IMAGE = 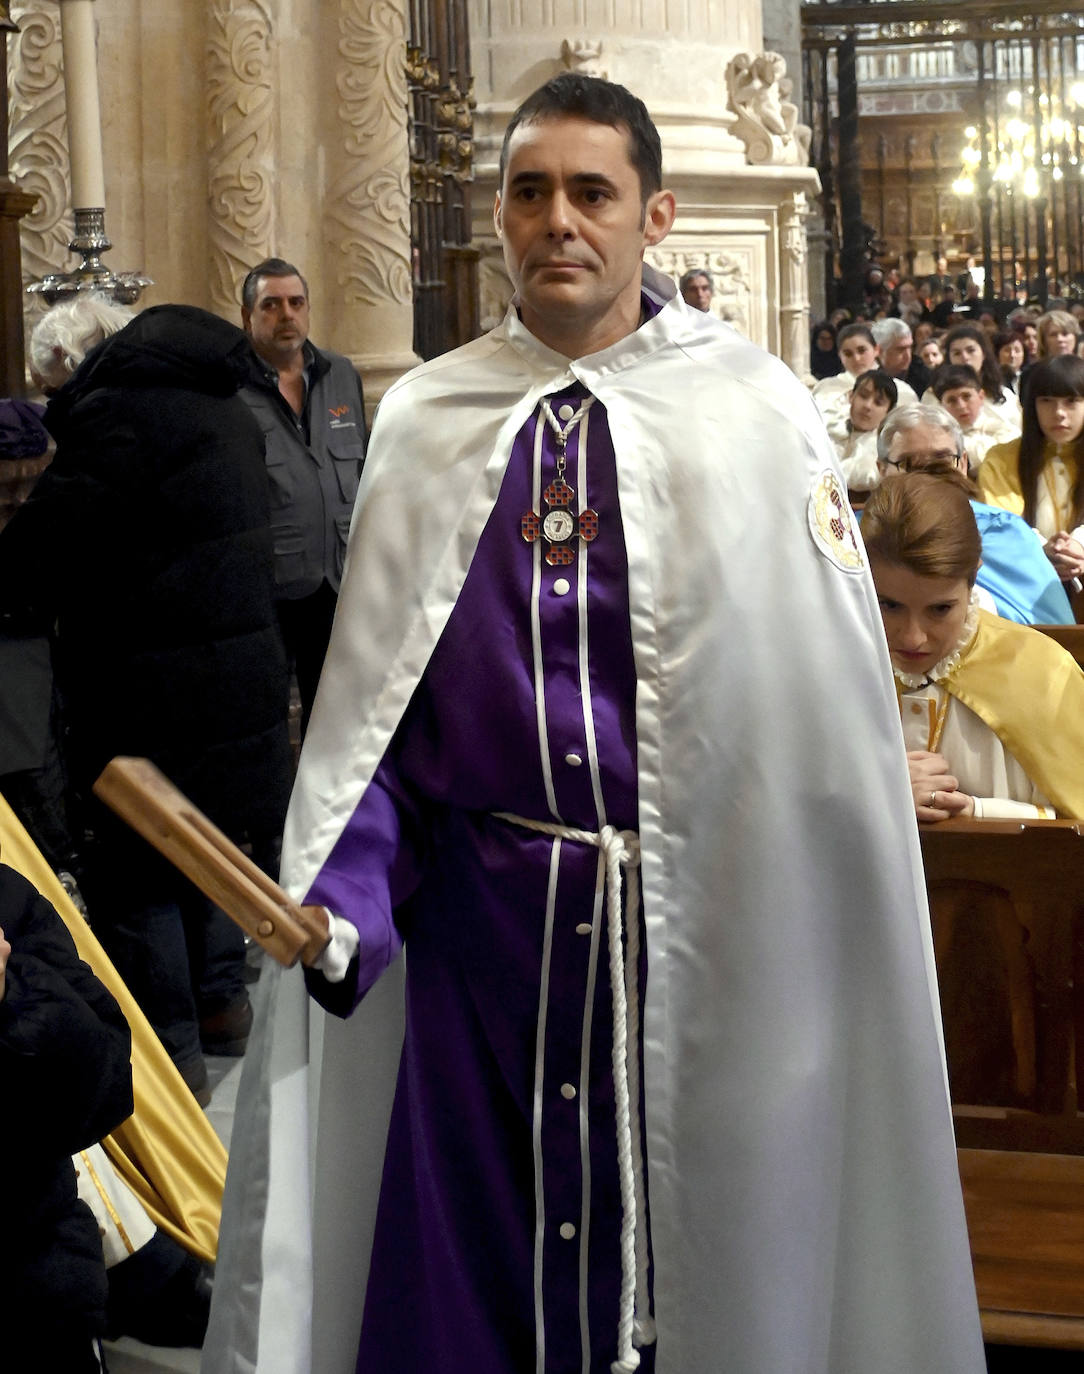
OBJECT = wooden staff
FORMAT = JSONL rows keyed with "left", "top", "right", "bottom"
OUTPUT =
{"left": 93, "top": 756, "right": 329, "bottom": 968}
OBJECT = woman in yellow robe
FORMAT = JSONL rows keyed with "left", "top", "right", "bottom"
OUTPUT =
{"left": 862, "top": 471, "right": 1084, "bottom": 824}
{"left": 979, "top": 354, "right": 1084, "bottom": 589}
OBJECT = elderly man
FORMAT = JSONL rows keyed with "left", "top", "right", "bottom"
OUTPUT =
{"left": 208, "top": 74, "right": 983, "bottom": 1374}
{"left": 876, "top": 402, "right": 1072, "bottom": 625}
{"left": 240, "top": 258, "right": 367, "bottom": 729}
{"left": 678, "top": 266, "right": 712, "bottom": 311}
{"left": 872, "top": 316, "right": 929, "bottom": 397}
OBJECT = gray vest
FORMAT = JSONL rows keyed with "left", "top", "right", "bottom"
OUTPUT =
{"left": 241, "top": 344, "right": 366, "bottom": 599}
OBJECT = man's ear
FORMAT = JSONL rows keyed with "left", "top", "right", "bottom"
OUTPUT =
{"left": 493, "top": 192, "right": 503, "bottom": 240}
{"left": 241, "top": 307, "right": 252, "bottom": 334}
{"left": 642, "top": 189, "right": 676, "bottom": 249}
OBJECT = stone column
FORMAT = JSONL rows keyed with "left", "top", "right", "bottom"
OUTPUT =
{"left": 318, "top": 0, "right": 418, "bottom": 403}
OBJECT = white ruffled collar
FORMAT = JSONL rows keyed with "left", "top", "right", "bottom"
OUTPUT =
{"left": 893, "top": 591, "right": 981, "bottom": 690}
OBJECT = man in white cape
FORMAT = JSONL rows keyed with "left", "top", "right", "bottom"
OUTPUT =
{"left": 205, "top": 73, "right": 984, "bottom": 1374}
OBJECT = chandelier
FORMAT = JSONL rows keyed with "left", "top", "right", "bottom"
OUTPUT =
{"left": 953, "top": 82, "right": 1084, "bottom": 200}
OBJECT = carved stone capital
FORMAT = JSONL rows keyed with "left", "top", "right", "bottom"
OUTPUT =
{"left": 724, "top": 51, "right": 812, "bottom": 169}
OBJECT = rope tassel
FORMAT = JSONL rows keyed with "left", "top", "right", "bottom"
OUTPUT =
{"left": 495, "top": 813, "right": 653, "bottom": 1374}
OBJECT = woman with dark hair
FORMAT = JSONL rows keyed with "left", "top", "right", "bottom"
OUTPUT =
{"left": 993, "top": 329, "right": 1025, "bottom": 391}
{"left": 810, "top": 320, "right": 843, "bottom": 379}
{"left": 978, "top": 354, "right": 1084, "bottom": 586}
{"left": 863, "top": 470, "right": 1084, "bottom": 822}
{"left": 941, "top": 323, "right": 1020, "bottom": 420}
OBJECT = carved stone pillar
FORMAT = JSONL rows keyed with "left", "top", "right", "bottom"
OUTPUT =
{"left": 320, "top": 0, "right": 418, "bottom": 402}
{"left": 779, "top": 189, "right": 811, "bottom": 377}
{"left": 9, "top": 4, "right": 72, "bottom": 293}
{"left": 205, "top": 0, "right": 275, "bottom": 319}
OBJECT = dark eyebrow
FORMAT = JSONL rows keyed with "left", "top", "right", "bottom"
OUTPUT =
{"left": 507, "top": 170, "right": 620, "bottom": 193}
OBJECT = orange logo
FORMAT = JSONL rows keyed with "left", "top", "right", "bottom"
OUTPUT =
{"left": 329, "top": 405, "right": 350, "bottom": 418}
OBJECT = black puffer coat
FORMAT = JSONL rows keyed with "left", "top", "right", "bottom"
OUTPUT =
{"left": 0, "top": 305, "right": 291, "bottom": 840}
{"left": 0, "top": 864, "right": 133, "bottom": 1351}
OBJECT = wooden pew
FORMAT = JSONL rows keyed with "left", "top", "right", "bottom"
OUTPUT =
{"left": 1033, "top": 623, "right": 1084, "bottom": 666}
{"left": 920, "top": 819, "right": 1084, "bottom": 1348}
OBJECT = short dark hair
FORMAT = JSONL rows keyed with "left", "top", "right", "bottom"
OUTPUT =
{"left": 933, "top": 364, "right": 982, "bottom": 399}
{"left": 852, "top": 368, "right": 898, "bottom": 409}
{"left": 241, "top": 258, "right": 309, "bottom": 311}
{"left": 837, "top": 322, "right": 876, "bottom": 350}
{"left": 498, "top": 73, "right": 662, "bottom": 200}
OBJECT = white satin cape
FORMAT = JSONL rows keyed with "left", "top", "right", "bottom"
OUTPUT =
{"left": 204, "top": 267, "right": 984, "bottom": 1373}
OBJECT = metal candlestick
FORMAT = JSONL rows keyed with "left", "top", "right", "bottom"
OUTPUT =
{"left": 26, "top": 206, "right": 152, "bottom": 306}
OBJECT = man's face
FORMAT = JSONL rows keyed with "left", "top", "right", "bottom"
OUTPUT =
{"left": 242, "top": 273, "right": 310, "bottom": 367}
{"left": 839, "top": 335, "right": 879, "bottom": 376}
{"left": 881, "top": 332, "right": 913, "bottom": 377}
{"left": 849, "top": 378, "right": 891, "bottom": 433}
{"left": 880, "top": 421, "right": 964, "bottom": 478}
{"left": 898, "top": 282, "right": 917, "bottom": 308}
{"left": 681, "top": 274, "right": 712, "bottom": 312}
{"left": 940, "top": 384, "right": 984, "bottom": 429}
{"left": 494, "top": 115, "right": 675, "bottom": 356}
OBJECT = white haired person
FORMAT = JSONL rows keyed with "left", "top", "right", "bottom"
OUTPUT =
{"left": 875, "top": 403, "right": 1072, "bottom": 625}
{"left": 28, "top": 294, "right": 134, "bottom": 393}
{"left": 872, "top": 316, "right": 928, "bottom": 398}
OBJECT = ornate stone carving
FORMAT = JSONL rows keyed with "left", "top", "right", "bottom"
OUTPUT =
{"left": 330, "top": 0, "right": 412, "bottom": 308}
{"left": 9, "top": 5, "right": 72, "bottom": 283}
{"left": 206, "top": 0, "right": 275, "bottom": 317}
{"left": 778, "top": 191, "right": 812, "bottom": 377}
{"left": 560, "top": 38, "right": 607, "bottom": 80}
{"left": 724, "top": 52, "right": 811, "bottom": 168}
{"left": 647, "top": 247, "right": 752, "bottom": 335}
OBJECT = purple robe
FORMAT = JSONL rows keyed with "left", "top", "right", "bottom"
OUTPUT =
{"left": 304, "top": 378, "right": 652, "bottom": 1374}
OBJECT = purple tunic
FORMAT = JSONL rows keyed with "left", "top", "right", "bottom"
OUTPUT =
{"left": 304, "top": 374, "right": 655, "bottom": 1373}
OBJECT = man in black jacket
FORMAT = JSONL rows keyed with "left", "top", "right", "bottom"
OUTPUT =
{"left": 240, "top": 258, "right": 367, "bottom": 729}
{"left": 0, "top": 302, "right": 293, "bottom": 1097}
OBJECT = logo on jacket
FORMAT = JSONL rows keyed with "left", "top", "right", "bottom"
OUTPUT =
{"left": 328, "top": 404, "right": 357, "bottom": 431}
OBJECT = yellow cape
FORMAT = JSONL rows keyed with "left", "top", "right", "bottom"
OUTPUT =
{"left": 0, "top": 793, "right": 225, "bottom": 1261}
{"left": 976, "top": 438, "right": 1024, "bottom": 516}
{"left": 944, "top": 609, "right": 1084, "bottom": 819}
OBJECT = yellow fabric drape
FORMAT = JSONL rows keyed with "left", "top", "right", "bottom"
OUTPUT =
{"left": 945, "top": 609, "right": 1084, "bottom": 820}
{"left": 0, "top": 793, "right": 225, "bottom": 1262}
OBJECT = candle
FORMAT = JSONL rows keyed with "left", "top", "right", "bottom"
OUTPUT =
{"left": 59, "top": 0, "right": 106, "bottom": 208}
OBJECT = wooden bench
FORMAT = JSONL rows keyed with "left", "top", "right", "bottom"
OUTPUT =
{"left": 1033, "top": 623, "right": 1084, "bottom": 665}
{"left": 920, "top": 819, "right": 1084, "bottom": 1348}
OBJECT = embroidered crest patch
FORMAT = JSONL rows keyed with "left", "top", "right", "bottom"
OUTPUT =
{"left": 808, "top": 470, "right": 864, "bottom": 573}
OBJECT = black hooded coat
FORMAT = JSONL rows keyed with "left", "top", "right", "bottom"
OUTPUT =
{"left": 0, "top": 304, "right": 291, "bottom": 841}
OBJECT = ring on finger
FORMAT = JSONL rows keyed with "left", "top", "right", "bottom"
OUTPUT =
{"left": 929, "top": 791, "right": 937, "bottom": 807}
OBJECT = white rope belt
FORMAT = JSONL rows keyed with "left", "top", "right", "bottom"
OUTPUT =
{"left": 495, "top": 812, "right": 656, "bottom": 1374}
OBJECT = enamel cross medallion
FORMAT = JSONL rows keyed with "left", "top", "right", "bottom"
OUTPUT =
{"left": 521, "top": 477, "right": 599, "bottom": 566}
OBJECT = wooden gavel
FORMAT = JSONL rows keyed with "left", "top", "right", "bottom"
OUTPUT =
{"left": 93, "top": 756, "right": 329, "bottom": 968}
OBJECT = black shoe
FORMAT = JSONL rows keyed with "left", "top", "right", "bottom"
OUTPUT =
{"left": 199, "top": 993, "right": 253, "bottom": 1057}
{"left": 175, "top": 1053, "right": 211, "bottom": 1107}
